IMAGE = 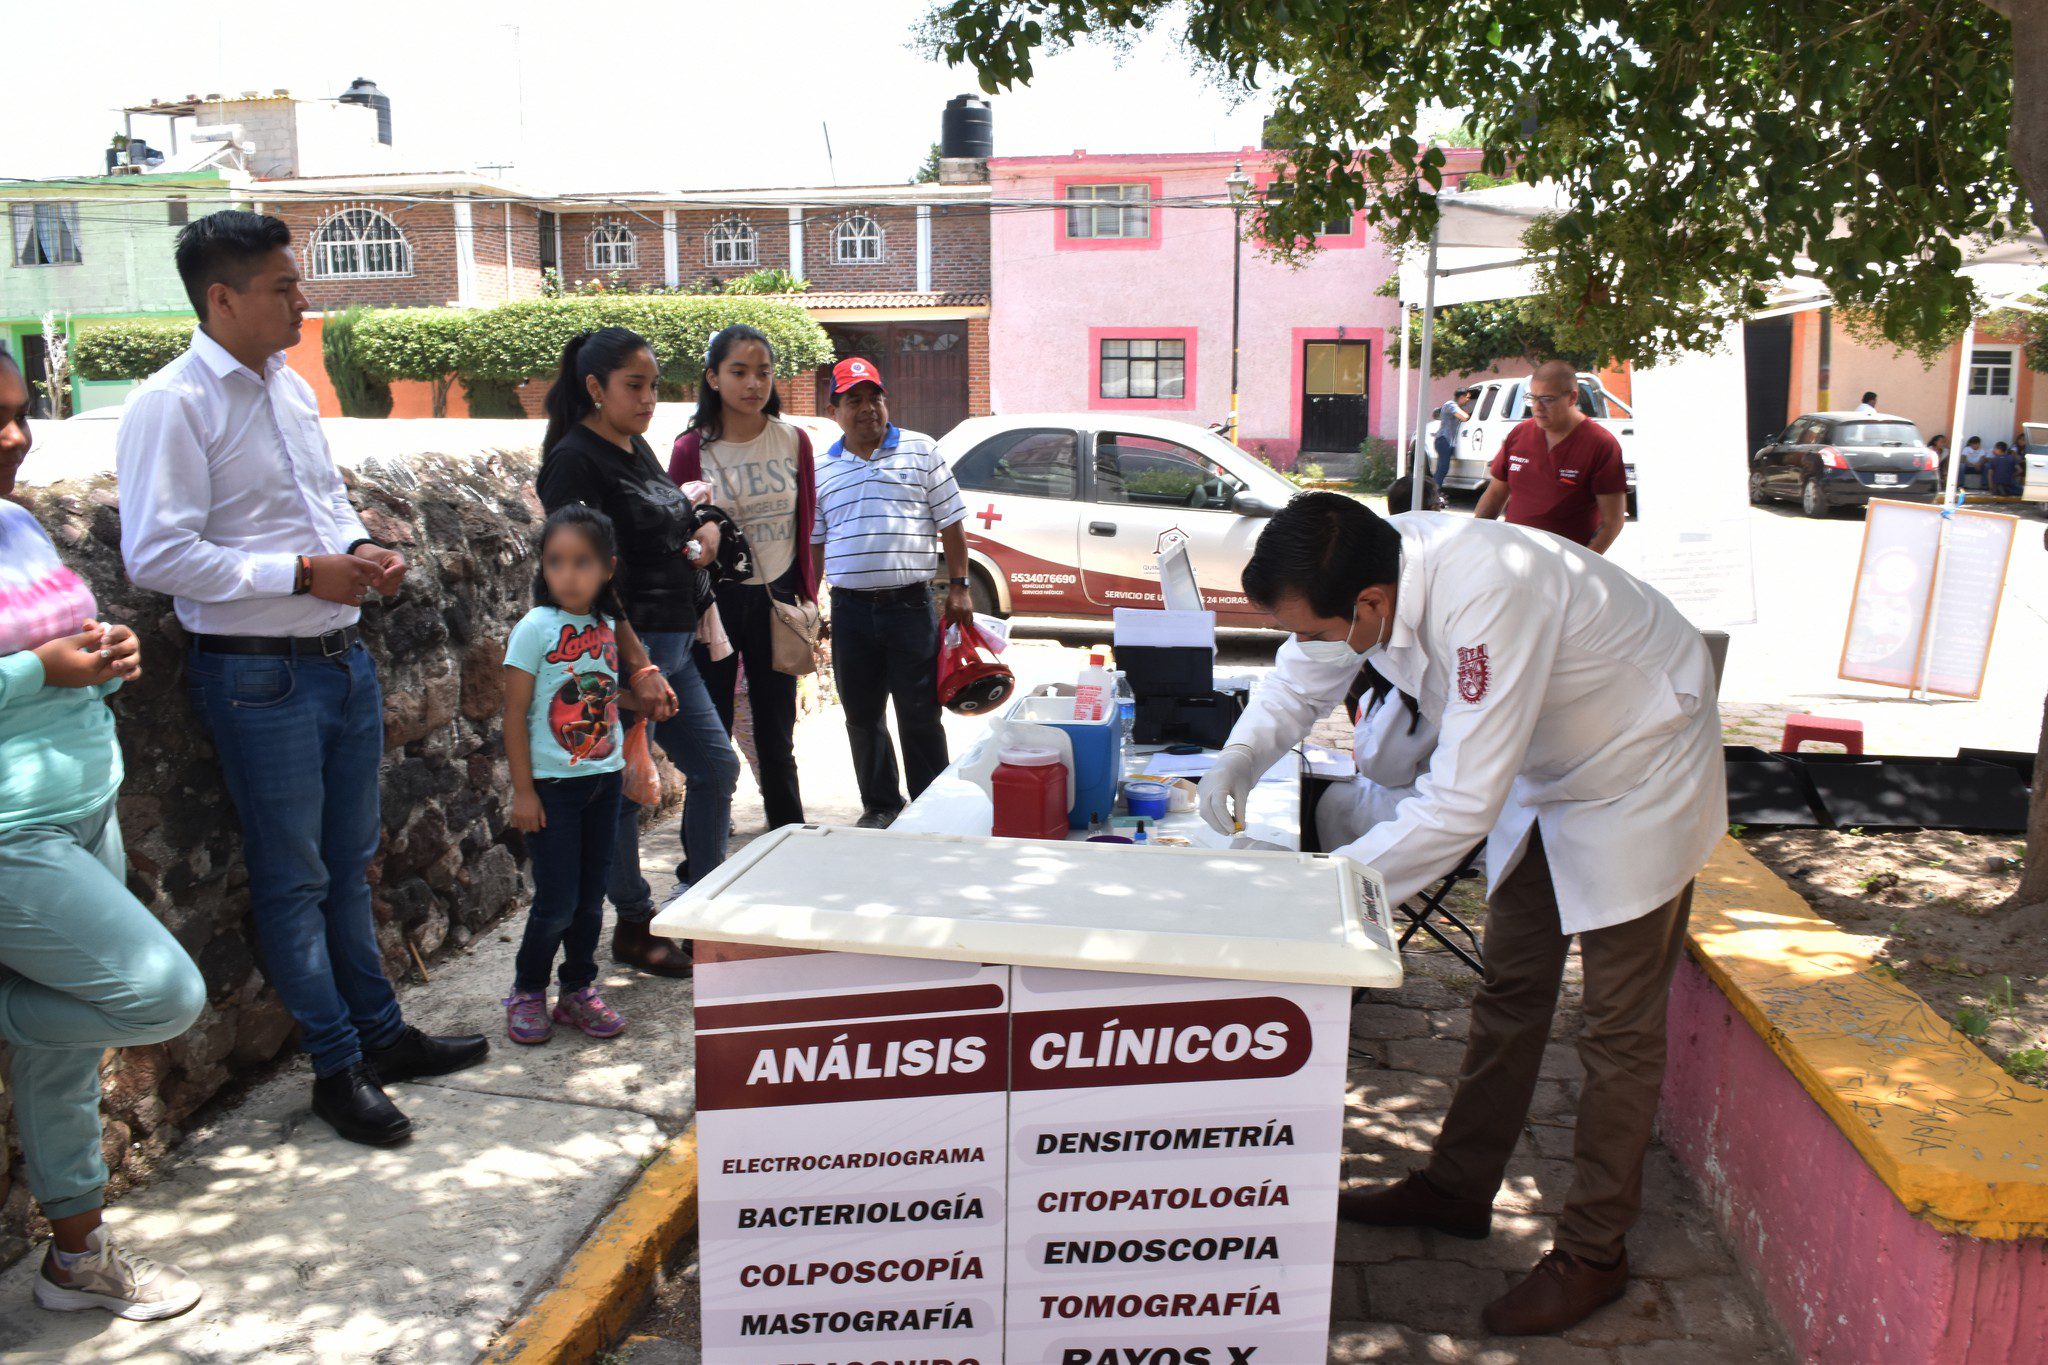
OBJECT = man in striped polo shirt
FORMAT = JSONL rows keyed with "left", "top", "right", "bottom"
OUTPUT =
{"left": 812, "top": 357, "right": 972, "bottom": 826}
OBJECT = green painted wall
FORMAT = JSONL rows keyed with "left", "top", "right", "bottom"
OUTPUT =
{"left": 2, "top": 172, "right": 234, "bottom": 319}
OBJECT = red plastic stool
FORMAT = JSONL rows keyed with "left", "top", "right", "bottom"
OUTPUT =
{"left": 1779, "top": 713, "right": 1864, "bottom": 755}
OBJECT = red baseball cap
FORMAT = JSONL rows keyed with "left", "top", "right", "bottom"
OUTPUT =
{"left": 828, "top": 356, "right": 886, "bottom": 396}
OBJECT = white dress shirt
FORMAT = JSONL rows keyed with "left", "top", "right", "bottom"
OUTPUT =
{"left": 1227, "top": 513, "right": 1725, "bottom": 934}
{"left": 116, "top": 331, "right": 368, "bottom": 637}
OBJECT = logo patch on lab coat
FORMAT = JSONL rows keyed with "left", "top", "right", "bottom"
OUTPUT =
{"left": 1457, "top": 644, "right": 1491, "bottom": 703}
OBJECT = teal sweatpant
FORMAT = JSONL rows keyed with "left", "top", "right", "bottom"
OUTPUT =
{"left": 0, "top": 798, "right": 205, "bottom": 1220}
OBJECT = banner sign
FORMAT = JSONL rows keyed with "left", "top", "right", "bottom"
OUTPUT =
{"left": 1840, "top": 500, "right": 2018, "bottom": 698}
{"left": 695, "top": 951, "right": 1348, "bottom": 1365}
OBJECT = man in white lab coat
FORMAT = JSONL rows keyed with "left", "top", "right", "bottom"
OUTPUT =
{"left": 1200, "top": 493, "right": 1725, "bottom": 1336}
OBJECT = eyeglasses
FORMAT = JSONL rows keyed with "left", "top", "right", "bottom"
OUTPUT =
{"left": 1528, "top": 392, "right": 1572, "bottom": 408}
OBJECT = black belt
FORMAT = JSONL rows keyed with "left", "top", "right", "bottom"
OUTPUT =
{"left": 193, "top": 626, "right": 362, "bottom": 659}
{"left": 833, "top": 583, "right": 934, "bottom": 603}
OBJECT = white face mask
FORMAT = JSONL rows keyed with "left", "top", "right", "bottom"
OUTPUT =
{"left": 1296, "top": 600, "right": 1389, "bottom": 666}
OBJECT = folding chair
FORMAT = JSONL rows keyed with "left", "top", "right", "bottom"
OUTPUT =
{"left": 1395, "top": 844, "right": 1486, "bottom": 973}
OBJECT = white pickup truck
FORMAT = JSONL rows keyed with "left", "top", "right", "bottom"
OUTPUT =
{"left": 1422, "top": 371, "right": 1638, "bottom": 496}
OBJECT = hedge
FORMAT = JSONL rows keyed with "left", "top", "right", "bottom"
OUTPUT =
{"left": 354, "top": 308, "right": 468, "bottom": 416}
{"left": 450, "top": 296, "right": 833, "bottom": 387}
{"left": 71, "top": 319, "right": 192, "bottom": 382}
{"left": 322, "top": 306, "right": 393, "bottom": 418}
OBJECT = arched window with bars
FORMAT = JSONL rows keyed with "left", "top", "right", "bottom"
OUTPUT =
{"left": 833, "top": 213, "right": 883, "bottom": 264}
{"left": 307, "top": 205, "right": 413, "bottom": 279}
{"left": 588, "top": 219, "right": 638, "bottom": 270}
{"left": 707, "top": 217, "right": 758, "bottom": 267}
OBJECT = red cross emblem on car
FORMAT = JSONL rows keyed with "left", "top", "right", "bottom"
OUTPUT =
{"left": 977, "top": 503, "right": 1003, "bottom": 530}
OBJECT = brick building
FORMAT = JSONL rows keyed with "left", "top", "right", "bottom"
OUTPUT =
{"left": 70, "top": 83, "right": 1000, "bottom": 426}
{"left": 539, "top": 184, "right": 992, "bottom": 432}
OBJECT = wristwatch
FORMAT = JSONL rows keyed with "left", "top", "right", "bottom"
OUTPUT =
{"left": 346, "top": 537, "right": 385, "bottom": 556}
{"left": 948, "top": 576, "right": 970, "bottom": 588}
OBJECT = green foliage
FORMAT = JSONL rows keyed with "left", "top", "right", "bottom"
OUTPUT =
{"left": 1354, "top": 437, "right": 1396, "bottom": 493}
{"left": 353, "top": 308, "right": 469, "bottom": 417}
{"left": 461, "top": 377, "right": 526, "bottom": 419}
{"left": 452, "top": 296, "right": 832, "bottom": 390}
{"left": 1428, "top": 298, "right": 1602, "bottom": 378}
{"left": 1954, "top": 1005, "right": 1992, "bottom": 1039}
{"left": 1297, "top": 461, "right": 1326, "bottom": 484}
{"left": 722, "top": 268, "right": 809, "bottom": 296}
{"left": 71, "top": 319, "right": 191, "bottom": 381}
{"left": 2003, "top": 1047, "right": 2048, "bottom": 1081}
{"left": 927, "top": 1, "right": 2028, "bottom": 365}
{"left": 912, "top": 142, "right": 943, "bottom": 184}
{"left": 322, "top": 307, "right": 392, "bottom": 419}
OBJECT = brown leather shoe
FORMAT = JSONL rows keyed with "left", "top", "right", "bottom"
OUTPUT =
{"left": 611, "top": 919, "right": 693, "bottom": 978}
{"left": 1336, "top": 1170, "right": 1492, "bottom": 1239}
{"left": 1482, "top": 1248, "right": 1630, "bottom": 1335}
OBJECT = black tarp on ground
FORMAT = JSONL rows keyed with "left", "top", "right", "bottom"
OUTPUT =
{"left": 1724, "top": 747, "right": 2031, "bottom": 832}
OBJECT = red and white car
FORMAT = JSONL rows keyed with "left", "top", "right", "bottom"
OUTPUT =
{"left": 936, "top": 414, "right": 1302, "bottom": 625}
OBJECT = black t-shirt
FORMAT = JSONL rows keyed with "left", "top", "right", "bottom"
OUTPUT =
{"left": 536, "top": 424, "right": 702, "bottom": 634}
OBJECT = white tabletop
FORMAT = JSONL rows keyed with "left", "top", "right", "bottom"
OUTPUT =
{"left": 652, "top": 824, "right": 1403, "bottom": 988}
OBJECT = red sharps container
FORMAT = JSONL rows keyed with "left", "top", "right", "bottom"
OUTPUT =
{"left": 991, "top": 745, "right": 1069, "bottom": 841}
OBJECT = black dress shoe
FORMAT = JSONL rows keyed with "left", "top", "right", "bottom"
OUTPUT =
{"left": 311, "top": 1063, "right": 412, "bottom": 1147}
{"left": 612, "top": 918, "right": 694, "bottom": 978}
{"left": 363, "top": 1025, "right": 490, "bottom": 1084}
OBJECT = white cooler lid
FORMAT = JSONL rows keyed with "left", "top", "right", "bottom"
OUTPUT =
{"left": 650, "top": 825, "right": 1403, "bottom": 988}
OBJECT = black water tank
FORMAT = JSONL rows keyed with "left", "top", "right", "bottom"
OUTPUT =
{"left": 340, "top": 77, "right": 393, "bottom": 146}
{"left": 941, "top": 94, "right": 993, "bottom": 159}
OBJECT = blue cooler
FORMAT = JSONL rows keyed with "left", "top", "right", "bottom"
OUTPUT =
{"left": 1017, "top": 696, "right": 1124, "bottom": 829}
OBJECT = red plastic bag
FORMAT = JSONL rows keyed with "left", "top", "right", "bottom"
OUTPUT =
{"left": 937, "top": 619, "right": 1016, "bottom": 715}
{"left": 622, "top": 720, "right": 661, "bottom": 807}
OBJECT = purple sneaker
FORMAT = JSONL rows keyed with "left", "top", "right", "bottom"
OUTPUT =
{"left": 552, "top": 986, "right": 627, "bottom": 1038}
{"left": 504, "top": 990, "right": 552, "bottom": 1045}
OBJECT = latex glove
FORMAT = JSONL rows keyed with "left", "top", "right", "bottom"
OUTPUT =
{"left": 1196, "top": 744, "right": 1261, "bottom": 837}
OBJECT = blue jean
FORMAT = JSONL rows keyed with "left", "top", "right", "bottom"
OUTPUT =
{"left": 516, "top": 771, "right": 622, "bottom": 993}
{"left": 610, "top": 629, "right": 738, "bottom": 920}
{"left": 0, "top": 797, "right": 206, "bottom": 1220}
{"left": 185, "top": 642, "right": 404, "bottom": 1078}
{"left": 1433, "top": 432, "right": 1456, "bottom": 487}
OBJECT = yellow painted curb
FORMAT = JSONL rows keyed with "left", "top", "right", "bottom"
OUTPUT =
{"left": 1692, "top": 838, "right": 2048, "bottom": 1239}
{"left": 481, "top": 1126, "right": 699, "bottom": 1365}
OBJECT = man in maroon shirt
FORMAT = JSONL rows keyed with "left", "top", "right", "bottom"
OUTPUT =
{"left": 1476, "top": 360, "right": 1628, "bottom": 553}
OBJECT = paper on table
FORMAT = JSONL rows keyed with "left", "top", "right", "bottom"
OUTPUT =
{"left": 1112, "top": 607, "right": 1217, "bottom": 651}
{"left": 1143, "top": 751, "right": 1221, "bottom": 777}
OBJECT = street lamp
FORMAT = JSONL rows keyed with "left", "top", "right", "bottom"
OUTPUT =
{"left": 1224, "top": 159, "right": 1253, "bottom": 446}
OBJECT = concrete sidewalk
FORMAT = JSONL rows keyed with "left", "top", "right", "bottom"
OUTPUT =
{"left": 0, "top": 629, "right": 1100, "bottom": 1362}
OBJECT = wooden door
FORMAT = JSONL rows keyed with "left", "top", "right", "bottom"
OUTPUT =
{"left": 818, "top": 323, "right": 969, "bottom": 439}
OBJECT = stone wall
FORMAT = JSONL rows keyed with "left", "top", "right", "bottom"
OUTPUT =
{"left": 0, "top": 443, "right": 550, "bottom": 1245}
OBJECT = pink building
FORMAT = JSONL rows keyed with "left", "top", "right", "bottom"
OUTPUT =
{"left": 988, "top": 148, "right": 1485, "bottom": 469}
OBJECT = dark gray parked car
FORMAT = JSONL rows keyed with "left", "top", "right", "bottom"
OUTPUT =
{"left": 1748, "top": 412, "right": 1939, "bottom": 517}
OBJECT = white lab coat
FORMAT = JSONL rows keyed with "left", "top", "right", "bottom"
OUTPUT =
{"left": 1232, "top": 513, "right": 1725, "bottom": 934}
{"left": 1314, "top": 689, "right": 1439, "bottom": 850}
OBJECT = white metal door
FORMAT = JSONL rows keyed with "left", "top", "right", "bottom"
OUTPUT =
{"left": 1962, "top": 347, "right": 2018, "bottom": 450}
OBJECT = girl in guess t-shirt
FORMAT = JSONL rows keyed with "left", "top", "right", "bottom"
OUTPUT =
{"left": 670, "top": 324, "right": 822, "bottom": 834}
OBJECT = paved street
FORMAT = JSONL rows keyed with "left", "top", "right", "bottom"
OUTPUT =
{"left": 2, "top": 500, "right": 2036, "bottom": 1360}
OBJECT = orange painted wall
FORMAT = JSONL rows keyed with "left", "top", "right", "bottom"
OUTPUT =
{"left": 282, "top": 316, "right": 469, "bottom": 419}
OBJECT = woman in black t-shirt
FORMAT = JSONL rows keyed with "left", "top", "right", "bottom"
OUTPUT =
{"left": 535, "top": 327, "right": 738, "bottom": 977}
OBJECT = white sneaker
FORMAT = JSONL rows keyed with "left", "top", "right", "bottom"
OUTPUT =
{"left": 33, "top": 1226, "right": 202, "bottom": 1321}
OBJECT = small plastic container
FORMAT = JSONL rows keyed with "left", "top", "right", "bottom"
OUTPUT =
{"left": 1124, "top": 779, "right": 1171, "bottom": 821}
{"left": 992, "top": 746, "right": 1070, "bottom": 841}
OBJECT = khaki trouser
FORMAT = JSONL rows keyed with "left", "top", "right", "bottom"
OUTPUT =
{"left": 1422, "top": 828, "right": 1694, "bottom": 1262}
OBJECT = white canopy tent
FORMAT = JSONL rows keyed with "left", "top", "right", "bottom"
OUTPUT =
{"left": 1388, "top": 183, "right": 2048, "bottom": 631}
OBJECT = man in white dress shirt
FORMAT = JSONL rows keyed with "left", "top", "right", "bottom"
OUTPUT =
{"left": 1200, "top": 493, "right": 1724, "bottom": 1336}
{"left": 116, "top": 212, "right": 486, "bottom": 1148}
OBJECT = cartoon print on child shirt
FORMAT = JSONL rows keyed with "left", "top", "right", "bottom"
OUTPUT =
{"left": 542, "top": 622, "right": 620, "bottom": 765}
